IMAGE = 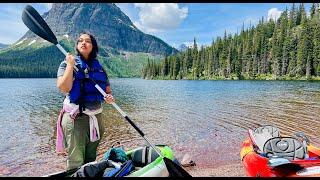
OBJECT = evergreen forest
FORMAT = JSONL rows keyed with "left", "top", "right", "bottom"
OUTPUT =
{"left": 142, "top": 4, "right": 320, "bottom": 80}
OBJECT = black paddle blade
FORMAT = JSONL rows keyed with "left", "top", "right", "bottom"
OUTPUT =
{"left": 22, "top": 5, "right": 58, "bottom": 45}
{"left": 164, "top": 157, "right": 192, "bottom": 177}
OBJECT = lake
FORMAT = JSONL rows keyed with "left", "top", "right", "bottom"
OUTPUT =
{"left": 0, "top": 78, "right": 319, "bottom": 176}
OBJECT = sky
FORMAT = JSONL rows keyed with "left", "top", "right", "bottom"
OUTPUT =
{"left": 0, "top": 3, "right": 312, "bottom": 49}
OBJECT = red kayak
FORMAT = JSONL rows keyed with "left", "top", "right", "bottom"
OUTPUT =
{"left": 240, "top": 125, "right": 320, "bottom": 177}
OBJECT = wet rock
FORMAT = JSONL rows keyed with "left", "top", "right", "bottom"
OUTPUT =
{"left": 181, "top": 153, "right": 196, "bottom": 167}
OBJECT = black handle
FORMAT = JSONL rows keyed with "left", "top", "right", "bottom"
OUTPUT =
{"left": 125, "top": 116, "right": 145, "bottom": 137}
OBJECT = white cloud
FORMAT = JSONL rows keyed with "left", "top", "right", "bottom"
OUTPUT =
{"left": 133, "top": 3, "right": 188, "bottom": 33}
{"left": 267, "top": 8, "right": 282, "bottom": 21}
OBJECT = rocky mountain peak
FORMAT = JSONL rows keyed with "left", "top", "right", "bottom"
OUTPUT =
{"left": 21, "top": 3, "right": 177, "bottom": 55}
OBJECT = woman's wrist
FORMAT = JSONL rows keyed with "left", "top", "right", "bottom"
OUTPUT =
{"left": 65, "top": 63, "right": 75, "bottom": 73}
{"left": 66, "top": 62, "right": 75, "bottom": 67}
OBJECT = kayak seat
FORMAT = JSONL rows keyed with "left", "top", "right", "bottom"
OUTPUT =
{"left": 131, "top": 146, "right": 159, "bottom": 167}
{"left": 249, "top": 125, "right": 280, "bottom": 152}
{"left": 263, "top": 137, "right": 306, "bottom": 160}
{"left": 254, "top": 125, "right": 280, "bottom": 138}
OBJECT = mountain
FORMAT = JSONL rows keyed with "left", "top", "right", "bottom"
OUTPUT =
{"left": 178, "top": 43, "right": 188, "bottom": 52}
{"left": 20, "top": 3, "right": 177, "bottom": 55}
{"left": 0, "top": 43, "right": 8, "bottom": 49}
{"left": 0, "top": 3, "right": 177, "bottom": 78}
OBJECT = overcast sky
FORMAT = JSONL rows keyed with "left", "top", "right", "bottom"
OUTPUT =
{"left": 0, "top": 3, "right": 312, "bottom": 48}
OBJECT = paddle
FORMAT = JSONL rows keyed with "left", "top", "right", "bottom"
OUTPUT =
{"left": 21, "top": 5, "right": 78, "bottom": 72}
{"left": 22, "top": 5, "right": 191, "bottom": 177}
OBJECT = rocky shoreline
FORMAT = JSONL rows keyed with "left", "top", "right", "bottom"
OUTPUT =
{"left": 185, "top": 163, "right": 246, "bottom": 177}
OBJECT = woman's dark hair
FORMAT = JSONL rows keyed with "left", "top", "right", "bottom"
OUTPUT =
{"left": 76, "top": 32, "right": 99, "bottom": 60}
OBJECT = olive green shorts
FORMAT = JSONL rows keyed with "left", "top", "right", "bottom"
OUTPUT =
{"left": 61, "top": 112, "right": 105, "bottom": 170}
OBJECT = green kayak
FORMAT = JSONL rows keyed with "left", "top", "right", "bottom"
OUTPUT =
{"left": 46, "top": 145, "right": 189, "bottom": 177}
{"left": 126, "top": 145, "right": 176, "bottom": 177}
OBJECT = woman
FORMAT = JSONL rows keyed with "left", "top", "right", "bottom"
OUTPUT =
{"left": 56, "top": 32, "right": 114, "bottom": 170}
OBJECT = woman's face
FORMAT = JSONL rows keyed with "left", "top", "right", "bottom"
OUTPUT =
{"left": 77, "top": 34, "right": 93, "bottom": 59}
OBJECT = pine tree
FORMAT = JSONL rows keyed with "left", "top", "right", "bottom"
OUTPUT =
{"left": 310, "top": 3, "right": 320, "bottom": 76}
{"left": 212, "top": 38, "right": 220, "bottom": 75}
{"left": 282, "top": 30, "right": 290, "bottom": 75}
{"left": 297, "top": 4, "right": 311, "bottom": 77}
{"left": 287, "top": 32, "right": 298, "bottom": 77}
{"left": 146, "top": 58, "right": 151, "bottom": 78}
{"left": 310, "top": 3, "right": 316, "bottom": 19}
{"left": 219, "top": 30, "right": 228, "bottom": 77}
{"left": 311, "top": 4, "right": 320, "bottom": 76}
{"left": 162, "top": 56, "right": 169, "bottom": 76}
{"left": 192, "top": 37, "right": 198, "bottom": 78}
{"left": 226, "top": 45, "right": 232, "bottom": 77}
{"left": 186, "top": 47, "right": 193, "bottom": 70}
{"left": 296, "top": 3, "right": 303, "bottom": 26}
{"left": 195, "top": 49, "right": 201, "bottom": 79}
{"left": 289, "top": 3, "right": 297, "bottom": 28}
{"left": 199, "top": 45, "right": 206, "bottom": 78}
{"left": 174, "top": 55, "right": 180, "bottom": 79}
{"left": 207, "top": 47, "right": 213, "bottom": 78}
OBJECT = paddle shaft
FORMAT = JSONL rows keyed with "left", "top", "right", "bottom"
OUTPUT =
{"left": 56, "top": 44, "right": 79, "bottom": 72}
{"left": 94, "top": 82, "right": 164, "bottom": 158}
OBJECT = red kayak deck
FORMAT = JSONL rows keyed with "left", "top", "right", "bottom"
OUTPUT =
{"left": 240, "top": 130, "right": 320, "bottom": 177}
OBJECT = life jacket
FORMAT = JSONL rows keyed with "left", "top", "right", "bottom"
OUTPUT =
{"left": 69, "top": 56, "right": 108, "bottom": 109}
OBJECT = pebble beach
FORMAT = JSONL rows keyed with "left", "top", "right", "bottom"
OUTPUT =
{"left": 185, "top": 163, "right": 246, "bottom": 177}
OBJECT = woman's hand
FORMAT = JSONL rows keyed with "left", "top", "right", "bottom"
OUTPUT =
{"left": 66, "top": 53, "right": 75, "bottom": 66}
{"left": 104, "top": 94, "right": 115, "bottom": 104}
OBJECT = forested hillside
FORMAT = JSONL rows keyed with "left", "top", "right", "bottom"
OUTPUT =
{"left": 0, "top": 38, "right": 161, "bottom": 78}
{"left": 142, "top": 3, "right": 320, "bottom": 80}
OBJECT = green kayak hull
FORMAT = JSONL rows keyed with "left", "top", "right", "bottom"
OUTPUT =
{"left": 125, "top": 145, "right": 175, "bottom": 177}
{"left": 45, "top": 145, "right": 178, "bottom": 177}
